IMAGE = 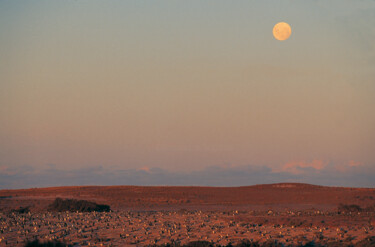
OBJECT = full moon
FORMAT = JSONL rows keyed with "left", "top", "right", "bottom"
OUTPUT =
{"left": 273, "top": 22, "right": 292, "bottom": 41}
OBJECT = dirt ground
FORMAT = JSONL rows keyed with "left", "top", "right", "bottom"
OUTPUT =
{"left": 0, "top": 183, "right": 374, "bottom": 246}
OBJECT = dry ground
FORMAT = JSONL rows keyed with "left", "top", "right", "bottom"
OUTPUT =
{"left": 0, "top": 183, "right": 374, "bottom": 246}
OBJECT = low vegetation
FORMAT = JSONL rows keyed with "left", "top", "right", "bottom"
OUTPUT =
{"left": 338, "top": 204, "right": 363, "bottom": 213}
{"left": 147, "top": 237, "right": 375, "bottom": 246}
{"left": 48, "top": 198, "right": 110, "bottom": 212}
{"left": 12, "top": 206, "right": 30, "bottom": 214}
{"left": 20, "top": 234, "right": 375, "bottom": 247}
{"left": 338, "top": 203, "right": 375, "bottom": 213}
{"left": 24, "top": 239, "right": 69, "bottom": 247}
{"left": 25, "top": 238, "right": 375, "bottom": 247}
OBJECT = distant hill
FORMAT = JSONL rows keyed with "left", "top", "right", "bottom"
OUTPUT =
{"left": 0, "top": 183, "right": 374, "bottom": 212}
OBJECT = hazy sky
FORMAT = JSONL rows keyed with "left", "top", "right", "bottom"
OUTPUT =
{"left": 1, "top": 1, "right": 374, "bottom": 188}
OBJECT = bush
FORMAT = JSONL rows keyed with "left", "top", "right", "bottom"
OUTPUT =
{"left": 234, "top": 239, "right": 260, "bottom": 247}
{"left": 24, "top": 239, "right": 70, "bottom": 247}
{"left": 355, "top": 236, "right": 375, "bottom": 247}
{"left": 337, "top": 203, "right": 362, "bottom": 213}
{"left": 48, "top": 198, "right": 110, "bottom": 212}
{"left": 12, "top": 206, "right": 30, "bottom": 214}
{"left": 185, "top": 241, "right": 214, "bottom": 247}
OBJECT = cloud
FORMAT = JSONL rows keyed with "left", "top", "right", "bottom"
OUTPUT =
{"left": 334, "top": 160, "right": 363, "bottom": 172}
{"left": 274, "top": 160, "right": 327, "bottom": 175}
{"left": 139, "top": 167, "right": 151, "bottom": 172}
{"left": 348, "top": 160, "right": 362, "bottom": 167}
{"left": 0, "top": 162, "right": 374, "bottom": 189}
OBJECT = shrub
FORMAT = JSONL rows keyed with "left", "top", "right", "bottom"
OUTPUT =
{"left": 24, "top": 239, "right": 70, "bottom": 247}
{"left": 12, "top": 206, "right": 30, "bottom": 214}
{"left": 337, "top": 203, "right": 362, "bottom": 213}
{"left": 48, "top": 198, "right": 110, "bottom": 212}
{"left": 185, "top": 241, "right": 214, "bottom": 247}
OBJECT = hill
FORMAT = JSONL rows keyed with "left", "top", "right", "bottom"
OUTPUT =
{"left": 0, "top": 183, "right": 374, "bottom": 212}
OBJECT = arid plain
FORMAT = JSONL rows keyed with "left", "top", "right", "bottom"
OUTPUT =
{"left": 1, "top": 183, "right": 375, "bottom": 246}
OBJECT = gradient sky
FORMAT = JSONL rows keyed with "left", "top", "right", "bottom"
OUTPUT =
{"left": 1, "top": 1, "right": 375, "bottom": 188}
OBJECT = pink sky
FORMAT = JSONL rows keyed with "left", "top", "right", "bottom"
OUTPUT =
{"left": 0, "top": 1, "right": 374, "bottom": 188}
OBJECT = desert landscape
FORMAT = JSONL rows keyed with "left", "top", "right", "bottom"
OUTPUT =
{"left": 2, "top": 1, "right": 375, "bottom": 246}
{"left": 0, "top": 183, "right": 374, "bottom": 246}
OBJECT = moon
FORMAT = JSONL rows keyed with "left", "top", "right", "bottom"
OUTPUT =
{"left": 273, "top": 22, "right": 292, "bottom": 41}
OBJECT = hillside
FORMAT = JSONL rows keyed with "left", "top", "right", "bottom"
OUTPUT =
{"left": 1, "top": 183, "right": 374, "bottom": 212}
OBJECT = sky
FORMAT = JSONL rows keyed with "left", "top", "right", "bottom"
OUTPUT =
{"left": 1, "top": 1, "right": 375, "bottom": 189}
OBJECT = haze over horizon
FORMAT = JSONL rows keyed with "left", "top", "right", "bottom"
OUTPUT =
{"left": 1, "top": 1, "right": 375, "bottom": 189}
